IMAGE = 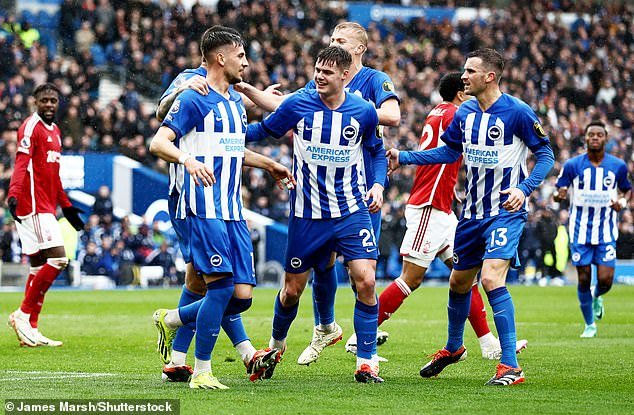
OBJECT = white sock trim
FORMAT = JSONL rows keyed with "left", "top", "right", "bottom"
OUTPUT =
{"left": 193, "top": 359, "right": 211, "bottom": 377}
{"left": 235, "top": 340, "right": 256, "bottom": 364}
{"left": 170, "top": 351, "right": 187, "bottom": 367}
{"left": 165, "top": 309, "right": 182, "bottom": 328}
{"left": 394, "top": 278, "right": 412, "bottom": 296}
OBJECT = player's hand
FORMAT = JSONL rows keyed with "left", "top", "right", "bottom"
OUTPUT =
{"left": 500, "top": 188, "right": 526, "bottom": 212}
{"left": 385, "top": 148, "right": 401, "bottom": 175}
{"left": 62, "top": 206, "right": 85, "bottom": 231}
{"left": 7, "top": 196, "right": 20, "bottom": 223}
{"left": 365, "top": 183, "right": 384, "bottom": 213}
{"left": 453, "top": 188, "right": 463, "bottom": 204}
{"left": 180, "top": 75, "right": 208, "bottom": 96}
{"left": 263, "top": 83, "right": 283, "bottom": 96}
{"left": 610, "top": 197, "right": 627, "bottom": 212}
{"left": 268, "top": 162, "right": 296, "bottom": 190}
{"left": 553, "top": 187, "right": 567, "bottom": 202}
{"left": 184, "top": 157, "right": 216, "bottom": 187}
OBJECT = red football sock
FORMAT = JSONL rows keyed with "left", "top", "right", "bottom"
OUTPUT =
{"left": 30, "top": 291, "right": 45, "bottom": 328}
{"left": 24, "top": 272, "right": 39, "bottom": 328}
{"left": 468, "top": 284, "right": 491, "bottom": 338}
{"left": 20, "top": 264, "right": 61, "bottom": 316}
{"left": 378, "top": 278, "right": 411, "bottom": 326}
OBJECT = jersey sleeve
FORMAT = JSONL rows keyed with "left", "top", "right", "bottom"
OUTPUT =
{"left": 439, "top": 111, "right": 464, "bottom": 153}
{"left": 370, "top": 71, "right": 399, "bottom": 108}
{"left": 260, "top": 91, "right": 303, "bottom": 138}
{"left": 616, "top": 161, "right": 632, "bottom": 192}
{"left": 161, "top": 91, "right": 200, "bottom": 140}
{"left": 304, "top": 80, "right": 316, "bottom": 90}
{"left": 160, "top": 71, "right": 197, "bottom": 103}
{"left": 556, "top": 160, "right": 576, "bottom": 188}
{"left": 516, "top": 103, "right": 550, "bottom": 150}
{"left": 7, "top": 123, "right": 33, "bottom": 200}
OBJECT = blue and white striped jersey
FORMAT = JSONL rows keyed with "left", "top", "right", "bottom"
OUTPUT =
{"left": 160, "top": 66, "right": 208, "bottom": 195}
{"left": 442, "top": 94, "right": 550, "bottom": 219}
{"left": 162, "top": 87, "right": 247, "bottom": 221}
{"left": 248, "top": 88, "right": 382, "bottom": 219}
{"left": 306, "top": 66, "right": 398, "bottom": 187}
{"left": 557, "top": 153, "right": 631, "bottom": 244}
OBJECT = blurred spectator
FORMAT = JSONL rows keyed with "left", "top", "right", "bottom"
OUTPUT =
{"left": 92, "top": 185, "right": 113, "bottom": 218}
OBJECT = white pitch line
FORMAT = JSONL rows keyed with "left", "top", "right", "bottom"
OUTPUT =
{"left": 0, "top": 371, "right": 116, "bottom": 382}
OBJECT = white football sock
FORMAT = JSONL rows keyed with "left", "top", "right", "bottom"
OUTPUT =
{"left": 193, "top": 359, "right": 211, "bottom": 377}
{"left": 169, "top": 351, "right": 187, "bottom": 367}
{"left": 235, "top": 340, "right": 256, "bottom": 364}
{"left": 164, "top": 309, "right": 182, "bottom": 328}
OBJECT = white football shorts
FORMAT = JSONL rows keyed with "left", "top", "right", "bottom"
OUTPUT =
{"left": 15, "top": 213, "right": 65, "bottom": 255}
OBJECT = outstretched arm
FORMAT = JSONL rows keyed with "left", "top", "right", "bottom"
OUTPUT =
{"left": 235, "top": 82, "right": 286, "bottom": 112}
{"left": 244, "top": 149, "right": 295, "bottom": 190}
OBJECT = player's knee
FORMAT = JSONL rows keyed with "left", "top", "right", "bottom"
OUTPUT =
{"left": 185, "top": 271, "right": 206, "bottom": 296}
{"left": 281, "top": 285, "right": 303, "bottom": 305}
{"left": 225, "top": 297, "right": 252, "bottom": 315}
{"left": 46, "top": 256, "right": 69, "bottom": 270}
{"left": 401, "top": 272, "right": 423, "bottom": 290}
{"left": 353, "top": 277, "right": 375, "bottom": 298}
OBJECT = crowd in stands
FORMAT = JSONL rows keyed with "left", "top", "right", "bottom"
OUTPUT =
{"left": 0, "top": 0, "right": 633, "bottom": 285}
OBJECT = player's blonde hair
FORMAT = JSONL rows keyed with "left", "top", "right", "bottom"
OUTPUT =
{"left": 333, "top": 22, "right": 368, "bottom": 48}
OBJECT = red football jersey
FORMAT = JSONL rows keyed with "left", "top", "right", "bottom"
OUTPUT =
{"left": 8, "top": 112, "right": 71, "bottom": 217}
{"left": 407, "top": 102, "right": 462, "bottom": 213}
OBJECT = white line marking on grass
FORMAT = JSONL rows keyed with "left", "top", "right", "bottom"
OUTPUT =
{"left": 0, "top": 371, "right": 116, "bottom": 381}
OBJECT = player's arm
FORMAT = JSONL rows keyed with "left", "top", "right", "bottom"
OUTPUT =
{"left": 235, "top": 82, "right": 286, "bottom": 113}
{"left": 245, "top": 92, "right": 301, "bottom": 142}
{"left": 376, "top": 97, "right": 400, "bottom": 127}
{"left": 243, "top": 148, "right": 295, "bottom": 190}
{"left": 610, "top": 163, "right": 633, "bottom": 212}
{"left": 6, "top": 130, "right": 32, "bottom": 222}
{"left": 362, "top": 110, "right": 387, "bottom": 213}
{"left": 156, "top": 75, "right": 209, "bottom": 122}
{"left": 554, "top": 160, "right": 575, "bottom": 202}
{"left": 503, "top": 114, "right": 555, "bottom": 212}
{"left": 149, "top": 126, "right": 215, "bottom": 187}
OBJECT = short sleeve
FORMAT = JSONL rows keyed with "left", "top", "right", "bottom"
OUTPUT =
{"left": 440, "top": 112, "right": 464, "bottom": 153}
{"left": 371, "top": 72, "right": 399, "bottom": 108}
{"left": 516, "top": 103, "right": 550, "bottom": 150}
{"left": 161, "top": 91, "right": 200, "bottom": 139}
{"left": 556, "top": 160, "right": 576, "bottom": 188}
{"left": 617, "top": 161, "right": 632, "bottom": 192}
{"left": 261, "top": 90, "right": 303, "bottom": 138}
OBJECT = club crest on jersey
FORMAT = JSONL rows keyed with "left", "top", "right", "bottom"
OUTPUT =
{"left": 487, "top": 125, "right": 503, "bottom": 141}
{"left": 453, "top": 253, "right": 459, "bottom": 264}
{"left": 382, "top": 81, "right": 395, "bottom": 92}
{"left": 210, "top": 254, "right": 223, "bottom": 267}
{"left": 290, "top": 257, "right": 302, "bottom": 269}
{"left": 603, "top": 176, "right": 614, "bottom": 187}
{"left": 342, "top": 125, "right": 358, "bottom": 143}
{"left": 571, "top": 252, "right": 581, "bottom": 262}
{"left": 241, "top": 112, "right": 248, "bottom": 126}
{"left": 533, "top": 121, "right": 547, "bottom": 138}
{"left": 20, "top": 137, "right": 31, "bottom": 148}
{"left": 170, "top": 99, "right": 181, "bottom": 114}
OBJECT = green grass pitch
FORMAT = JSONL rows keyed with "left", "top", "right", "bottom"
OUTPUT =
{"left": 1, "top": 285, "right": 633, "bottom": 414}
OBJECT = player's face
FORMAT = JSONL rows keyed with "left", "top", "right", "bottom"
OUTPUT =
{"left": 35, "top": 90, "right": 59, "bottom": 124}
{"left": 314, "top": 60, "right": 348, "bottom": 97}
{"left": 462, "top": 57, "right": 492, "bottom": 97}
{"left": 222, "top": 44, "right": 249, "bottom": 84}
{"left": 585, "top": 125, "right": 607, "bottom": 151}
{"left": 329, "top": 29, "right": 363, "bottom": 55}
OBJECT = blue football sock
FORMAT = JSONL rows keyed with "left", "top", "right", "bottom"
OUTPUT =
{"left": 354, "top": 300, "right": 378, "bottom": 360}
{"left": 487, "top": 286, "right": 518, "bottom": 368}
{"left": 172, "top": 286, "right": 204, "bottom": 353}
{"left": 194, "top": 278, "right": 233, "bottom": 361}
{"left": 222, "top": 313, "right": 249, "bottom": 346}
{"left": 578, "top": 285, "right": 594, "bottom": 325}
{"left": 272, "top": 292, "right": 299, "bottom": 341}
{"left": 445, "top": 289, "right": 471, "bottom": 353}
{"left": 312, "top": 266, "right": 337, "bottom": 326}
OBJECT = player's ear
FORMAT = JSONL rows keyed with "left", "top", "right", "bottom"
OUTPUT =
{"left": 216, "top": 52, "right": 225, "bottom": 66}
{"left": 341, "top": 69, "right": 349, "bottom": 81}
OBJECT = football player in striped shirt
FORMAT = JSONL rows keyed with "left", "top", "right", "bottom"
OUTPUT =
{"left": 388, "top": 48, "right": 555, "bottom": 385}
{"left": 236, "top": 22, "right": 400, "bottom": 365}
{"left": 385, "top": 73, "right": 527, "bottom": 360}
{"left": 153, "top": 26, "right": 293, "bottom": 385}
{"left": 555, "top": 120, "right": 631, "bottom": 338}
{"left": 246, "top": 46, "right": 387, "bottom": 383}
{"left": 149, "top": 30, "right": 282, "bottom": 390}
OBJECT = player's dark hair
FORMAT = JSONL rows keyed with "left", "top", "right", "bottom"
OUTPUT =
{"left": 439, "top": 72, "right": 464, "bottom": 102}
{"left": 200, "top": 29, "right": 243, "bottom": 58}
{"left": 200, "top": 25, "right": 241, "bottom": 50}
{"left": 316, "top": 46, "right": 352, "bottom": 71}
{"left": 584, "top": 119, "right": 607, "bottom": 134}
{"left": 467, "top": 48, "right": 504, "bottom": 80}
{"left": 32, "top": 83, "right": 60, "bottom": 98}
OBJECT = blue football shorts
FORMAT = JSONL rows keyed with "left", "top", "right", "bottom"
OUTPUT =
{"left": 188, "top": 217, "right": 256, "bottom": 285}
{"left": 285, "top": 210, "right": 378, "bottom": 274}
{"left": 570, "top": 241, "right": 617, "bottom": 268}
{"left": 452, "top": 211, "right": 526, "bottom": 271}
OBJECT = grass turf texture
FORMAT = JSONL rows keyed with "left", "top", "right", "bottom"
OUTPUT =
{"left": 1, "top": 285, "right": 633, "bottom": 414}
